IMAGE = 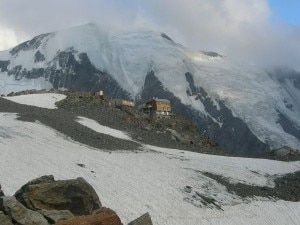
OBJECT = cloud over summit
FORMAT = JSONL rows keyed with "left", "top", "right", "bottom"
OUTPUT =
{"left": 0, "top": 0, "right": 299, "bottom": 69}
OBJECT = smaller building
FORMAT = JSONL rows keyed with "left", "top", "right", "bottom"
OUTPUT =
{"left": 111, "top": 99, "right": 135, "bottom": 108}
{"left": 142, "top": 98, "right": 172, "bottom": 118}
{"left": 94, "top": 90, "right": 104, "bottom": 100}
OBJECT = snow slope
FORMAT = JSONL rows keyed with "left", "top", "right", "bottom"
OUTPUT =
{"left": 0, "top": 112, "right": 300, "bottom": 225}
{"left": 0, "top": 23, "right": 299, "bottom": 151}
{"left": 3, "top": 93, "right": 66, "bottom": 109}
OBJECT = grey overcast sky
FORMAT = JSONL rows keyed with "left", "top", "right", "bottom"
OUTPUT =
{"left": 0, "top": 0, "right": 300, "bottom": 69}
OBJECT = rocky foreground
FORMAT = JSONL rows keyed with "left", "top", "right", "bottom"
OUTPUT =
{"left": 0, "top": 176, "right": 152, "bottom": 225}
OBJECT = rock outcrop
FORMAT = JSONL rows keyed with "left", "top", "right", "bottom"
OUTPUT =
{"left": 0, "top": 196, "right": 49, "bottom": 225}
{"left": 39, "top": 209, "right": 74, "bottom": 224}
{"left": 128, "top": 213, "right": 153, "bottom": 225}
{"left": 0, "top": 176, "right": 153, "bottom": 225}
{"left": 55, "top": 208, "right": 123, "bottom": 225}
{"left": 14, "top": 175, "right": 101, "bottom": 216}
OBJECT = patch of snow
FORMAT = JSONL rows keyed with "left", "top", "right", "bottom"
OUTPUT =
{"left": 3, "top": 93, "right": 66, "bottom": 109}
{"left": 77, "top": 116, "right": 132, "bottom": 141}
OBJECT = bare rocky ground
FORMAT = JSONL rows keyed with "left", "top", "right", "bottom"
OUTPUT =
{"left": 203, "top": 171, "right": 300, "bottom": 202}
{"left": 0, "top": 97, "right": 140, "bottom": 151}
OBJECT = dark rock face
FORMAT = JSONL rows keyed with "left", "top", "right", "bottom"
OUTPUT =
{"left": 185, "top": 72, "right": 270, "bottom": 156}
{"left": 34, "top": 50, "right": 46, "bottom": 63}
{"left": 9, "top": 33, "right": 52, "bottom": 56}
{"left": 7, "top": 50, "right": 131, "bottom": 100}
{"left": 128, "top": 213, "right": 153, "bottom": 225}
{"left": 267, "top": 69, "right": 300, "bottom": 147}
{"left": 139, "top": 71, "right": 270, "bottom": 156}
{"left": 56, "top": 208, "right": 123, "bottom": 225}
{"left": 277, "top": 112, "right": 300, "bottom": 140}
{"left": 14, "top": 176, "right": 102, "bottom": 216}
{"left": 201, "top": 51, "right": 222, "bottom": 57}
{"left": 161, "top": 33, "right": 174, "bottom": 42}
{"left": 0, "top": 196, "right": 49, "bottom": 225}
{"left": 270, "top": 68, "right": 300, "bottom": 90}
{"left": 0, "top": 61, "right": 9, "bottom": 72}
{"left": 294, "top": 75, "right": 300, "bottom": 90}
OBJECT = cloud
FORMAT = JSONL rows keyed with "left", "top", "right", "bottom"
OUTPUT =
{"left": 137, "top": 0, "right": 300, "bottom": 69}
{"left": 0, "top": 27, "right": 19, "bottom": 50}
{"left": 0, "top": 0, "right": 299, "bottom": 69}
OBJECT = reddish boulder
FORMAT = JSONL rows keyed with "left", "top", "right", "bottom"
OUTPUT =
{"left": 55, "top": 208, "right": 123, "bottom": 225}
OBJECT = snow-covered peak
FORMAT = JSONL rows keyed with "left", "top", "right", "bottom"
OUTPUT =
{"left": 2, "top": 23, "right": 219, "bottom": 96}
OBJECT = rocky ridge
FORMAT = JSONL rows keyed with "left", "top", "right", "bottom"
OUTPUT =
{"left": 1, "top": 89, "right": 224, "bottom": 156}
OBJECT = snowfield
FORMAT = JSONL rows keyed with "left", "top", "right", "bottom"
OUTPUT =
{"left": 3, "top": 93, "right": 66, "bottom": 109}
{"left": 0, "top": 112, "right": 299, "bottom": 225}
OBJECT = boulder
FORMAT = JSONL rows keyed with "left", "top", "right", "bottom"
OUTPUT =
{"left": 273, "top": 146, "right": 298, "bottom": 157}
{"left": 0, "top": 211, "right": 14, "bottom": 225}
{"left": 0, "top": 184, "right": 4, "bottom": 197}
{"left": 39, "top": 209, "right": 74, "bottom": 224}
{"left": 0, "top": 196, "right": 49, "bottom": 225}
{"left": 128, "top": 213, "right": 153, "bottom": 225}
{"left": 55, "top": 207, "right": 123, "bottom": 225}
{"left": 15, "top": 176, "right": 101, "bottom": 216}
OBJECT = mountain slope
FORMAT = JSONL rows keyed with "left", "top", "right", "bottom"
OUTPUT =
{"left": 0, "top": 23, "right": 299, "bottom": 156}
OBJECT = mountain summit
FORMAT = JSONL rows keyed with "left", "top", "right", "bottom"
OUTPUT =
{"left": 0, "top": 23, "right": 299, "bottom": 156}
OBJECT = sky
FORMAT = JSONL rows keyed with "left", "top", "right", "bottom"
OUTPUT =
{"left": 269, "top": 0, "right": 300, "bottom": 25}
{"left": 0, "top": 0, "right": 299, "bottom": 69}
